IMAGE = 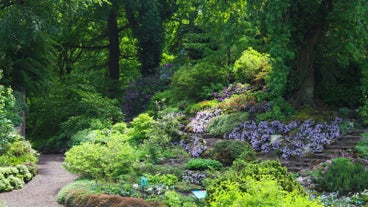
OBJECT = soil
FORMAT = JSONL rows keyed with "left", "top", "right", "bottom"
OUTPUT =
{"left": 0, "top": 154, "right": 77, "bottom": 207}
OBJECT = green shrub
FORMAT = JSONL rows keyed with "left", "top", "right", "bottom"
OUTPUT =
{"left": 315, "top": 158, "right": 368, "bottom": 194}
{"left": 211, "top": 140, "right": 256, "bottom": 166}
{"left": 128, "top": 113, "right": 156, "bottom": 144}
{"left": 27, "top": 81, "right": 123, "bottom": 152}
{"left": 7, "top": 175, "right": 24, "bottom": 190}
{"left": 64, "top": 139, "right": 136, "bottom": 181}
{"left": 207, "top": 112, "right": 249, "bottom": 136}
{"left": 172, "top": 62, "right": 229, "bottom": 101}
{"left": 355, "top": 133, "right": 368, "bottom": 158}
{"left": 207, "top": 176, "right": 322, "bottom": 207}
{"left": 185, "top": 158, "right": 222, "bottom": 171}
{"left": 145, "top": 173, "right": 178, "bottom": 187}
{"left": 186, "top": 100, "right": 220, "bottom": 115}
{"left": 218, "top": 94, "right": 248, "bottom": 113}
{"left": 233, "top": 47, "right": 272, "bottom": 85}
{"left": 16, "top": 164, "right": 32, "bottom": 182}
{"left": 163, "top": 190, "right": 198, "bottom": 207}
{"left": 205, "top": 160, "right": 306, "bottom": 201}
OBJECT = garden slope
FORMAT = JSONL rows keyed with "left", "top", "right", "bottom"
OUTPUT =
{"left": 0, "top": 154, "right": 77, "bottom": 207}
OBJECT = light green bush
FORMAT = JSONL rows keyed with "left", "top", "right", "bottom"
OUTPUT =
{"left": 64, "top": 139, "right": 136, "bottom": 181}
{"left": 233, "top": 47, "right": 271, "bottom": 84}
{"left": 208, "top": 176, "right": 323, "bottom": 207}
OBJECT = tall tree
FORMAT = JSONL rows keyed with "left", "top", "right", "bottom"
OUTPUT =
{"left": 248, "top": 0, "right": 368, "bottom": 107}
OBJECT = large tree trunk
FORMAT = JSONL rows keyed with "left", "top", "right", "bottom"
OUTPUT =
{"left": 107, "top": 7, "right": 120, "bottom": 80}
{"left": 291, "top": 27, "right": 322, "bottom": 107}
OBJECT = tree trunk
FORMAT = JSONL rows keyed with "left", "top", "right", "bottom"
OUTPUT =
{"left": 107, "top": 7, "right": 120, "bottom": 80}
{"left": 291, "top": 27, "right": 322, "bottom": 107}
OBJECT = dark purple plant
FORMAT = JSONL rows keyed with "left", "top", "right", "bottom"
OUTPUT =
{"left": 226, "top": 118, "right": 343, "bottom": 160}
{"left": 179, "top": 134, "right": 207, "bottom": 157}
{"left": 182, "top": 170, "right": 207, "bottom": 185}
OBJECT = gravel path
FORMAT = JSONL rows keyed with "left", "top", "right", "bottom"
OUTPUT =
{"left": 0, "top": 154, "right": 77, "bottom": 207}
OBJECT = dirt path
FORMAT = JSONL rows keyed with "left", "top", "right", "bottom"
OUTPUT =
{"left": 0, "top": 154, "right": 77, "bottom": 207}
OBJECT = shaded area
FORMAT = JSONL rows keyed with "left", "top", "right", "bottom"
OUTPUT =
{"left": 0, "top": 154, "right": 77, "bottom": 207}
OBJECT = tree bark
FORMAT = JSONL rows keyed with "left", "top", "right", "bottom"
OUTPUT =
{"left": 107, "top": 7, "right": 120, "bottom": 80}
{"left": 291, "top": 27, "right": 321, "bottom": 107}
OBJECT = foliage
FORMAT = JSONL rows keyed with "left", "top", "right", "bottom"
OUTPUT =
{"left": 187, "top": 109, "right": 221, "bottom": 133}
{"left": 186, "top": 100, "right": 219, "bottom": 115}
{"left": 128, "top": 113, "right": 156, "bottom": 144}
{"left": 314, "top": 158, "right": 368, "bottom": 194}
{"left": 210, "top": 140, "right": 256, "bottom": 166}
{"left": 207, "top": 176, "right": 322, "bottom": 207}
{"left": 185, "top": 158, "right": 222, "bottom": 171}
{"left": 207, "top": 112, "right": 249, "bottom": 136}
{"left": 233, "top": 47, "right": 272, "bottom": 85}
{"left": 122, "top": 65, "right": 174, "bottom": 119}
{"left": 27, "top": 80, "right": 123, "bottom": 152}
{"left": 145, "top": 173, "right": 178, "bottom": 187}
{"left": 213, "top": 83, "right": 249, "bottom": 102}
{"left": 64, "top": 139, "right": 136, "bottom": 181}
{"left": 179, "top": 134, "right": 207, "bottom": 157}
{"left": 0, "top": 164, "right": 33, "bottom": 192}
{"left": 205, "top": 160, "right": 306, "bottom": 204}
{"left": 171, "top": 62, "right": 229, "bottom": 101}
{"left": 0, "top": 140, "right": 38, "bottom": 167}
{"left": 162, "top": 190, "right": 198, "bottom": 207}
{"left": 227, "top": 118, "right": 342, "bottom": 159}
{"left": 355, "top": 133, "right": 368, "bottom": 158}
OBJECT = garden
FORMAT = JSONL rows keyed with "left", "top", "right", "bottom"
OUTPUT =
{"left": 0, "top": 1, "right": 368, "bottom": 207}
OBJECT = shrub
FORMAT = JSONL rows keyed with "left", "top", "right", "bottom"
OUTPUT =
{"left": 207, "top": 112, "right": 249, "bottom": 136}
{"left": 163, "top": 190, "right": 198, "bottom": 207}
{"left": 205, "top": 160, "right": 306, "bottom": 199}
{"left": 0, "top": 165, "right": 32, "bottom": 192}
{"left": 355, "top": 133, "right": 368, "bottom": 158}
{"left": 314, "top": 158, "right": 368, "bottom": 194}
{"left": 207, "top": 176, "right": 322, "bottom": 207}
{"left": 172, "top": 62, "right": 229, "bottom": 101}
{"left": 233, "top": 47, "right": 272, "bottom": 85}
{"left": 64, "top": 139, "right": 136, "bottom": 181}
{"left": 129, "top": 113, "right": 156, "bottom": 144}
{"left": 186, "top": 100, "right": 220, "bottom": 115}
{"left": 211, "top": 140, "right": 256, "bottom": 166}
{"left": 27, "top": 81, "right": 123, "bottom": 152}
{"left": 145, "top": 173, "right": 178, "bottom": 187}
{"left": 185, "top": 158, "right": 222, "bottom": 171}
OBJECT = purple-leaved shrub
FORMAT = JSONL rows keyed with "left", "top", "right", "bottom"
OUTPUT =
{"left": 187, "top": 109, "right": 221, "bottom": 133}
{"left": 227, "top": 118, "right": 342, "bottom": 159}
{"left": 179, "top": 134, "right": 207, "bottom": 157}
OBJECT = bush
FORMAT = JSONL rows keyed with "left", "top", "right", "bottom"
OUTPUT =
{"left": 185, "top": 158, "right": 222, "bottom": 171}
{"left": 207, "top": 112, "right": 249, "bottom": 136}
{"left": 205, "top": 160, "right": 306, "bottom": 201}
{"left": 64, "top": 139, "right": 136, "bottom": 181}
{"left": 314, "top": 158, "right": 368, "bottom": 194}
{"left": 186, "top": 100, "right": 220, "bottom": 115}
{"left": 233, "top": 47, "right": 272, "bottom": 85}
{"left": 163, "top": 190, "right": 198, "bottom": 207}
{"left": 172, "top": 62, "right": 229, "bottom": 101}
{"left": 0, "top": 164, "right": 33, "bottom": 192}
{"left": 211, "top": 140, "right": 256, "bottom": 166}
{"left": 355, "top": 133, "right": 368, "bottom": 158}
{"left": 128, "top": 113, "right": 156, "bottom": 144}
{"left": 207, "top": 176, "right": 322, "bottom": 207}
{"left": 27, "top": 81, "right": 123, "bottom": 152}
